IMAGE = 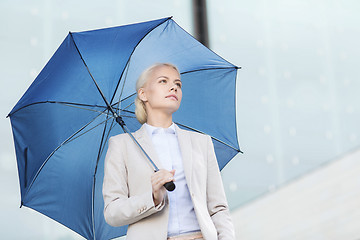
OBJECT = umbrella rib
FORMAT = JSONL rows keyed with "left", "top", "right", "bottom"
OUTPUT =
{"left": 109, "top": 100, "right": 241, "bottom": 153}
{"left": 117, "top": 92, "right": 136, "bottom": 104}
{"left": 120, "top": 101, "right": 135, "bottom": 112}
{"left": 114, "top": 59, "right": 131, "bottom": 114}
{"left": 63, "top": 114, "right": 114, "bottom": 145}
{"left": 108, "top": 65, "right": 237, "bottom": 114}
{"left": 109, "top": 92, "right": 136, "bottom": 112}
{"left": 8, "top": 101, "right": 107, "bottom": 117}
{"left": 121, "top": 115, "right": 137, "bottom": 119}
{"left": 96, "top": 116, "right": 118, "bottom": 168}
{"left": 91, "top": 111, "right": 112, "bottom": 240}
{"left": 58, "top": 102, "right": 109, "bottom": 116}
{"left": 94, "top": 115, "right": 119, "bottom": 183}
{"left": 91, "top": 114, "right": 120, "bottom": 239}
{"left": 175, "top": 122, "right": 242, "bottom": 153}
{"left": 69, "top": 32, "right": 118, "bottom": 119}
{"left": 23, "top": 110, "right": 106, "bottom": 200}
{"left": 109, "top": 17, "right": 173, "bottom": 104}
{"left": 112, "top": 108, "right": 135, "bottom": 117}
{"left": 180, "top": 66, "right": 239, "bottom": 75}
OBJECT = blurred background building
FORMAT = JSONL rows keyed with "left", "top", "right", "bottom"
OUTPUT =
{"left": 0, "top": 0, "right": 359, "bottom": 239}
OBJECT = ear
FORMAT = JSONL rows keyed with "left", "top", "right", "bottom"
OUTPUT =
{"left": 138, "top": 88, "right": 148, "bottom": 102}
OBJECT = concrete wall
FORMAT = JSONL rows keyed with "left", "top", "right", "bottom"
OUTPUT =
{"left": 232, "top": 148, "right": 360, "bottom": 240}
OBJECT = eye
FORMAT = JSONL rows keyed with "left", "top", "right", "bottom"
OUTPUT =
{"left": 159, "top": 79, "right": 167, "bottom": 84}
{"left": 176, "top": 82, "right": 182, "bottom": 88}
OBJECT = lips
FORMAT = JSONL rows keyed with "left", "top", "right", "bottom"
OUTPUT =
{"left": 166, "top": 94, "right": 178, "bottom": 101}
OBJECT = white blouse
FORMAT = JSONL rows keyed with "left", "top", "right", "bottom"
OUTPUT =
{"left": 144, "top": 123, "right": 201, "bottom": 237}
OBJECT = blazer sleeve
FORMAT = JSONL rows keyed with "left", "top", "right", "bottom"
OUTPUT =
{"left": 205, "top": 135, "right": 236, "bottom": 240}
{"left": 102, "top": 136, "right": 165, "bottom": 227}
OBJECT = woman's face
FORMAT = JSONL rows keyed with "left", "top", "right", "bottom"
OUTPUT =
{"left": 139, "top": 65, "right": 182, "bottom": 115}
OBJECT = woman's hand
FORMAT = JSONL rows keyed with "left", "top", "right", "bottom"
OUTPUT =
{"left": 151, "top": 169, "right": 175, "bottom": 205}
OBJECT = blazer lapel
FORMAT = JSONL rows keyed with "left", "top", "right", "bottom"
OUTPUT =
{"left": 176, "top": 124, "right": 193, "bottom": 190}
{"left": 133, "top": 124, "right": 164, "bottom": 171}
{"left": 132, "top": 124, "right": 194, "bottom": 190}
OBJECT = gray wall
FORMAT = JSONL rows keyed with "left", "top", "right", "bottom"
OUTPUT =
{"left": 232, "top": 147, "right": 360, "bottom": 239}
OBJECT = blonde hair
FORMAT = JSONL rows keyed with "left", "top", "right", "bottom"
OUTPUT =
{"left": 135, "top": 63, "right": 180, "bottom": 124}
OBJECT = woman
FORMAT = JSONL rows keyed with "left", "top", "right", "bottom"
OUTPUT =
{"left": 103, "top": 63, "right": 235, "bottom": 240}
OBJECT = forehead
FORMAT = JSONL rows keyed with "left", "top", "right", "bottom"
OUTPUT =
{"left": 150, "top": 65, "right": 180, "bottom": 79}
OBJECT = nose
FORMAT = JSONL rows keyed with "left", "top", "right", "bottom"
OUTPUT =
{"left": 170, "top": 84, "right": 178, "bottom": 92}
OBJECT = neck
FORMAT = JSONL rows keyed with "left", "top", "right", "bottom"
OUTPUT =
{"left": 146, "top": 110, "right": 173, "bottom": 128}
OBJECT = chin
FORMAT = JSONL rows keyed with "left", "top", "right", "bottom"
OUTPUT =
{"left": 165, "top": 102, "right": 181, "bottom": 110}
{"left": 166, "top": 106, "right": 180, "bottom": 114}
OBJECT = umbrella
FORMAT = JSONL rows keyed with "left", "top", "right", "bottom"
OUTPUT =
{"left": 8, "top": 17, "right": 241, "bottom": 240}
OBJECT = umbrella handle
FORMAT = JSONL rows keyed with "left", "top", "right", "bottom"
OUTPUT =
{"left": 154, "top": 169, "right": 176, "bottom": 192}
{"left": 164, "top": 181, "right": 176, "bottom": 192}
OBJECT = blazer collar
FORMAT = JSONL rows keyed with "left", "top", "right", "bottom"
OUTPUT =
{"left": 133, "top": 124, "right": 163, "bottom": 171}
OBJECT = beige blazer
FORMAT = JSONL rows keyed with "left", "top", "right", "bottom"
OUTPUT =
{"left": 103, "top": 124, "right": 235, "bottom": 240}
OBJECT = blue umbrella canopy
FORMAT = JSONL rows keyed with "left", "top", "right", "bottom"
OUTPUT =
{"left": 8, "top": 17, "right": 241, "bottom": 239}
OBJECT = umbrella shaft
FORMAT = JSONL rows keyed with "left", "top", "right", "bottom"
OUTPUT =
{"left": 115, "top": 117, "right": 159, "bottom": 171}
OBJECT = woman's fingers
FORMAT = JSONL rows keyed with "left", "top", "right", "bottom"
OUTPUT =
{"left": 169, "top": 169, "right": 176, "bottom": 181}
{"left": 152, "top": 169, "right": 175, "bottom": 186}
{"left": 151, "top": 169, "right": 175, "bottom": 205}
